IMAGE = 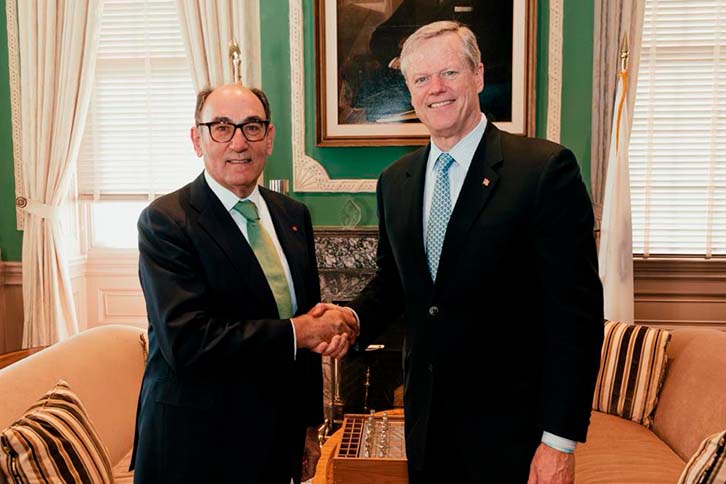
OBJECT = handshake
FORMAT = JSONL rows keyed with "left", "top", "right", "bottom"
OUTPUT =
{"left": 292, "top": 303, "right": 360, "bottom": 359}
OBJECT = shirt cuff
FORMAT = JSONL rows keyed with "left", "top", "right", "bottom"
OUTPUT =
{"left": 541, "top": 431, "right": 576, "bottom": 454}
{"left": 345, "top": 306, "right": 360, "bottom": 325}
{"left": 289, "top": 319, "right": 297, "bottom": 360}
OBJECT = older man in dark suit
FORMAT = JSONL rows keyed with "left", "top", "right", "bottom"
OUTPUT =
{"left": 130, "top": 83, "right": 357, "bottom": 484}
{"left": 340, "top": 21, "right": 603, "bottom": 483}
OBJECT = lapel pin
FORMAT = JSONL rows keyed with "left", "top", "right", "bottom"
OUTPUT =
{"left": 291, "top": 225, "right": 298, "bottom": 232}
{"left": 482, "top": 178, "right": 490, "bottom": 187}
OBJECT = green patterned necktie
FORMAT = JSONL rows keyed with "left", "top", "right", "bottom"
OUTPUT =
{"left": 233, "top": 200, "right": 293, "bottom": 319}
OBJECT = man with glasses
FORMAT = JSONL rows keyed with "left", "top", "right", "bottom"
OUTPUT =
{"left": 130, "top": 83, "right": 358, "bottom": 484}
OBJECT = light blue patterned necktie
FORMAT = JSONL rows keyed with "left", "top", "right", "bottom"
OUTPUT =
{"left": 426, "top": 152, "right": 455, "bottom": 281}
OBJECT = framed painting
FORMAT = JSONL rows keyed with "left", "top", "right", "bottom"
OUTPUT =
{"left": 315, "top": 0, "right": 537, "bottom": 146}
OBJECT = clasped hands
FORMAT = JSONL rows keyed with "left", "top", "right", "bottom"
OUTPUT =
{"left": 292, "top": 303, "right": 359, "bottom": 359}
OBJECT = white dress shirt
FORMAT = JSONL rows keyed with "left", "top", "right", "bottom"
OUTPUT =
{"left": 422, "top": 113, "right": 487, "bottom": 247}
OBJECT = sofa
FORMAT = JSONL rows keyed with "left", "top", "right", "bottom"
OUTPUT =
{"left": 1, "top": 325, "right": 724, "bottom": 484}
{"left": 576, "top": 327, "right": 726, "bottom": 483}
{"left": 0, "top": 324, "right": 146, "bottom": 484}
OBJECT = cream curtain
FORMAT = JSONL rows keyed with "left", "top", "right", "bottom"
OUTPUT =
{"left": 590, "top": 0, "right": 645, "bottom": 227}
{"left": 176, "top": 0, "right": 261, "bottom": 91}
{"left": 16, "top": 0, "right": 102, "bottom": 346}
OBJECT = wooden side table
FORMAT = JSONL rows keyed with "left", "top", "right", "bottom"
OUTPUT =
{"left": 0, "top": 346, "right": 46, "bottom": 370}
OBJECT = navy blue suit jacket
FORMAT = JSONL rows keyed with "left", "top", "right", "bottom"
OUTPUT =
{"left": 349, "top": 124, "right": 604, "bottom": 481}
{"left": 130, "top": 174, "right": 322, "bottom": 484}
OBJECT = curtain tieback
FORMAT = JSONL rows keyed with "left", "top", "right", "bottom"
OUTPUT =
{"left": 23, "top": 198, "right": 60, "bottom": 221}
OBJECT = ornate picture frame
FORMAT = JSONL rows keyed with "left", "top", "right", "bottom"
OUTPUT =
{"left": 315, "top": 0, "right": 537, "bottom": 147}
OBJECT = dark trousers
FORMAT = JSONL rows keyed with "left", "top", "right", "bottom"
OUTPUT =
{"left": 406, "top": 400, "right": 539, "bottom": 484}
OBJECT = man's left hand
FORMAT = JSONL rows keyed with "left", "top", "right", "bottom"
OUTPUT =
{"left": 301, "top": 426, "right": 321, "bottom": 482}
{"left": 527, "top": 443, "right": 574, "bottom": 484}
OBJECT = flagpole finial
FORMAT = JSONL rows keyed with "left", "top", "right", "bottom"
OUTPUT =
{"left": 228, "top": 39, "right": 243, "bottom": 85}
{"left": 620, "top": 34, "right": 629, "bottom": 73}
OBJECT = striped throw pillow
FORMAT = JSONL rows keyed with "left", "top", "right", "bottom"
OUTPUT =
{"left": 678, "top": 430, "right": 726, "bottom": 484}
{"left": 0, "top": 380, "right": 113, "bottom": 484}
{"left": 592, "top": 321, "right": 671, "bottom": 428}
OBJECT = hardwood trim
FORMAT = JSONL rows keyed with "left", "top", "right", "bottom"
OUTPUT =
{"left": 0, "top": 346, "right": 45, "bottom": 370}
{"left": 2, "top": 261, "right": 22, "bottom": 286}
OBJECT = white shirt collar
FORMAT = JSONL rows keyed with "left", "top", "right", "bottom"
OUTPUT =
{"left": 428, "top": 113, "right": 488, "bottom": 172}
{"left": 204, "top": 171, "right": 261, "bottom": 211}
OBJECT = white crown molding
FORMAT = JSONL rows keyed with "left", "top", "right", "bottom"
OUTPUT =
{"left": 6, "top": 0, "right": 25, "bottom": 229}
{"left": 288, "top": 0, "right": 376, "bottom": 193}
{"left": 546, "top": 0, "right": 563, "bottom": 143}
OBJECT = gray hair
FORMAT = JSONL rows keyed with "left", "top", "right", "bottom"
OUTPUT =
{"left": 399, "top": 21, "right": 481, "bottom": 78}
{"left": 194, "top": 86, "right": 271, "bottom": 124}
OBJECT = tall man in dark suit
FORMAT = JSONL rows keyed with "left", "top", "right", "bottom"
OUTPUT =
{"left": 130, "top": 83, "right": 358, "bottom": 484}
{"left": 344, "top": 21, "right": 603, "bottom": 483}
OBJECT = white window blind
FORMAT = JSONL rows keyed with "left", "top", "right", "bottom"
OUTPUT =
{"left": 630, "top": 0, "right": 726, "bottom": 256}
{"left": 78, "top": 0, "right": 201, "bottom": 199}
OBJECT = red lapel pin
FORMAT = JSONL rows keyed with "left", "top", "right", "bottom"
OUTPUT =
{"left": 291, "top": 225, "right": 298, "bottom": 232}
{"left": 482, "top": 178, "right": 490, "bottom": 187}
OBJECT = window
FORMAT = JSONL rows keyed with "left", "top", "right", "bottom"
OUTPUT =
{"left": 77, "top": 0, "right": 201, "bottom": 249}
{"left": 630, "top": 0, "right": 726, "bottom": 256}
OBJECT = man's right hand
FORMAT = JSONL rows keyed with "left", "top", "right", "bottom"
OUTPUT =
{"left": 292, "top": 304, "right": 359, "bottom": 359}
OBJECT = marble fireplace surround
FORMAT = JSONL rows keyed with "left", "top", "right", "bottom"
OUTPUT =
{"left": 314, "top": 227, "right": 378, "bottom": 303}
{"left": 313, "top": 227, "right": 386, "bottom": 431}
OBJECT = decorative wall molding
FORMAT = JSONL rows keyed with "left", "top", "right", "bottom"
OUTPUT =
{"left": 634, "top": 258, "right": 726, "bottom": 330}
{"left": 546, "top": 0, "right": 563, "bottom": 143}
{"left": 0, "top": 261, "right": 22, "bottom": 286}
{"left": 288, "top": 0, "right": 376, "bottom": 193}
{"left": 0, "top": 259, "right": 23, "bottom": 353}
{"left": 5, "top": 0, "right": 25, "bottom": 229}
{"left": 2, "top": 248, "right": 723, "bottom": 353}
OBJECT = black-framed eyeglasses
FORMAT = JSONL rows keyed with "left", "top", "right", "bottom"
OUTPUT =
{"left": 196, "top": 119, "right": 270, "bottom": 143}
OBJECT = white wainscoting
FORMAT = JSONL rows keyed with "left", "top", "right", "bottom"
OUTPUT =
{"left": 83, "top": 250, "right": 146, "bottom": 330}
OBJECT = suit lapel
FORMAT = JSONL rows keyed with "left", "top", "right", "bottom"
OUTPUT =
{"left": 402, "top": 146, "right": 435, "bottom": 286}
{"left": 190, "top": 175, "right": 278, "bottom": 314}
{"left": 435, "top": 124, "right": 503, "bottom": 288}
{"left": 261, "top": 187, "right": 308, "bottom": 313}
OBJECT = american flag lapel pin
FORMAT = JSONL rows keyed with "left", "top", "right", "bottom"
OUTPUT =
{"left": 482, "top": 178, "right": 490, "bottom": 187}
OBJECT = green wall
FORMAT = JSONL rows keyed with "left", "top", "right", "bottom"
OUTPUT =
{"left": 0, "top": 2, "right": 23, "bottom": 261}
{"left": 0, "top": 0, "right": 593, "bottom": 260}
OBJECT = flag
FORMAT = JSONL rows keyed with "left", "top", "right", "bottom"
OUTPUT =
{"left": 599, "top": 66, "right": 634, "bottom": 324}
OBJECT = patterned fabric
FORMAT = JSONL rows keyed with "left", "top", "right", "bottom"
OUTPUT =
{"left": 679, "top": 430, "right": 726, "bottom": 484}
{"left": 426, "top": 152, "right": 455, "bottom": 280}
{"left": 234, "top": 200, "right": 293, "bottom": 318}
{"left": 592, "top": 321, "right": 671, "bottom": 428}
{"left": 0, "top": 380, "right": 113, "bottom": 484}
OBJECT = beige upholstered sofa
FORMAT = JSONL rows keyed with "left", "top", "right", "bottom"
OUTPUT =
{"left": 0, "top": 325, "right": 146, "bottom": 484}
{"left": 2, "top": 325, "right": 724, "bottom": 483}
{"left": 576, "top": 327, "right": 726, "bottom": 483}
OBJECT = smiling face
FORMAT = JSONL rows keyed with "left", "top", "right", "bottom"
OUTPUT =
{"left": 191, "top": 84, "right": 275, "bottom": 199}
{"left": 404, "top": 33, "right": 484, "bottom": 151}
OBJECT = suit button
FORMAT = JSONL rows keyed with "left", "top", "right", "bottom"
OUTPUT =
{"left": 428, "top": 306, "right": 439, "bottom": 317}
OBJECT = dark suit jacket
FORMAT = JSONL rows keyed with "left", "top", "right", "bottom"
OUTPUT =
{"left": 130, "top": 174, "right": 323, "bottom": 484}
{"left": 349, "top": 124, "right": 603, "bottom": 481}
